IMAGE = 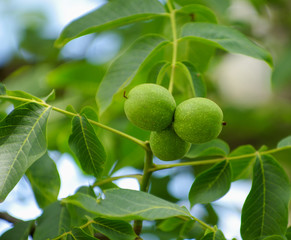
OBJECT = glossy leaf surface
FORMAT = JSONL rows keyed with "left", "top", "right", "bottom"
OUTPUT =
{"left": 63, "top": 188, "right": 191, "bottom": 220}
{"left": 189, "top": 160, "right": 231, "bottom": 206}
{"left": 97, "top": 34, "right": 168, "bottom": 113}
{"left": 69, "top": 115, "right": 106, "bottom": 179}
{"left": 182, "top": 22, "right": 273, "bottom": 66}
{"left": 241, "top": 154, "right": 290, "bottom": 240}
{"left": 33, "top": 201, "right": 71, "bottom": 240}
{"left": 55, "top": 0, "right": 166, "bottom": 47}
{"left": 26, "top": 152, "right": 60, "bottom": 209}
{"left": 92, "top": 217, "right": 137, "bottom": 240}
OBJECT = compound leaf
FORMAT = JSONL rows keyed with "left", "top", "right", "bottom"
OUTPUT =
{"left": 182, "top": 22, "right": 273, "bottom": 67}
{"left": 189, "top": 160, "right": 231, "bottom": 206}
{"left": 26, "top": 152, "right": 60, "bottom": 209}
{"left": 55, "top": 0, "right": 165, "bottom": 47}
{"left": 0, "top": 103, "right": 51, "bottom": 202}
{"left": 241, "top": 154, "right": 290, "bottom": 240}
{"left": 92, "top": 217, "right": 137, "bottom": 240}
{"left": 63, "top": 188, "right": 191, "bottom": 220}
{"left": 69, "top": 115, "right": 106, "bottom": 179}
{"left": 96, "top": 34, "right": 168, "bottom": 113}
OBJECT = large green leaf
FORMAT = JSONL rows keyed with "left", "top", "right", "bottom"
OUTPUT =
{"left": 69, "top": 115, "right": 106, "bottom": 179}
{"left": 182, "top": 22, "right": 273, "bottom": 67}
{"left": 26, "top": 152, "right": 60, "bottom": 209}
{"left": 201, "top": 230, "right": 226, "bottom": 240}
{"left": 62, "top": 188, "right": 191, "bottom": 220}
{"left": 96, "top": 34, "right": 168, "bottom": 113}
{"left": 229, "top": 145, "right": 256, "bottom": 181}
{"left": 0, "top": 220, "right": 34, "bottom": 240}
{"left": 241, "top": 154, "right": 290, "bottom": 240}
{"left": 33, "top": 201, "right": 71, "bottom": 240}
{"left": 175, "top": 4, "right": 217, "bottom": 23}
{"left": 0, "top": 103, "right": 51, "bottom": 202}
{"left": 189, "top": 160, "right": 231, "bottom": 206}
{"left": 92, "top": 217, "right": 137, "bottom": 240}
{"left": 55, "top": 0, "right": 166, "bottom": 47}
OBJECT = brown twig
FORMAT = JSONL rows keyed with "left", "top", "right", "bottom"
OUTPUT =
{"left": 0, "top": 212, "right": 22, "bottom": 224}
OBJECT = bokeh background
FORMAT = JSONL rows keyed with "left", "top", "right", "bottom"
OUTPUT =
{"left": 0, "top": 0, "right": 291, "bottom": 239}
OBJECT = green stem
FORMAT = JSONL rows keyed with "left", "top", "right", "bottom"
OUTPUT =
{"left": 149, "top": 147, "right": 291, "bottom": 172}
{"left": 134, "top": 143, "right": 154, "bottom": 236}
{"left": 167, "top": 1, "right": 178, "bottom": 94}
{"left": 92, "top": 174, "right": 142, "bottom": 187}
{"left": 0, "top": 95, "right": 149, "bottom": 150}
{"left": 191, "top": 215, "right": 216, "bottom": 232}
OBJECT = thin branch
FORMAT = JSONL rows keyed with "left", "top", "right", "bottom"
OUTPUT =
{"left": 92, "top": 174, "right": 142, "bottom": 188}
{"left": 149, "top": 146, "right": 291, "bottom": 172}
{"left": 0, "top": 212, "right": 22, "bottom": 224}
{"left": 0, "top": 95, "right": 149, "bottom": 151}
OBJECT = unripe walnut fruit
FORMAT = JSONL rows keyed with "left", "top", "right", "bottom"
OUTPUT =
{"left": 173, "top": 98, "right": 223, "bottom": 144}
{"left": 150, "top": 126, "right": 191, "bottom": 161}
{"left": 124, "top": 83, "right": 176, "bottom": 131}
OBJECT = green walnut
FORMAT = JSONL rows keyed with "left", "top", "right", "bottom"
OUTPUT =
{"left": 124, "top": 83, "right": 176, "bottom": 131}
{"left": 173, "top": 97, "right": 223, "bottom": 144}
{"left": 150, "top": 126, "right": 191, "bottom": 161}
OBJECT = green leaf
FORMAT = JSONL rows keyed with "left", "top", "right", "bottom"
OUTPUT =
{"left": 272, "top": 47, "right": 291, "bottom": 88}
{"left": 175, "top": 4, "right": 217, "bottom": 23}
{"left": 201, "top": 230, "right": 226, "bottom": 240}
{"left": 189, "top": 160, "right": 231, "bottom": 206}
{"left": 0, "top": 220, "right": 34, "bottom": 240}
{"left": 229, "top": 145, "right": 256, "bottom": 181}
{"left": 33, "top": 201, "right": 71, "bottom": 240}
{"left": 96, "top": 34, "right": 168, "bottom": 113}
{"left": 182, "top": 61, "right": 207, "bottom": 97}
{"left": 0, "top": 103, "right": 51, "bottom": 202}
{"left": 47, "top": 61, "right": 105, "bottom": 96}
{"left": 62, "top": 188, "right": 191, "bottom": 220}
{"left": 4, "top": 90, "right": 43, "bottom": 107}
{"left": 55, "top": 0, "right": 166, "bottom": 47}
{"left": 186, "top": 139, "right": 229, "bottom": 159}
{"left": 241, "top": 154, "right": 290, "bottom": 240}
{"left": 80, "top": 106, "right": 99, "bottom": 123}
{"left": 92, "top": 217, "right": 137, "bottom": 240}
{"left": 42, "top": 89, "right": 56, "bottom": 102}
{"left": 158, "top": 217, "right": 185, "bottom": 232}
{"left": 69, "top": 115, "right": 106, "bottom": 179}
{"left": 262, "top": 236, "right": 287, "bottom": 240}
{"left": 26, "top": 152, "right": 60, "bottom": 209}
{"left": 182, "top": 22, "right": 273, "bottom": 67}
{"left": 277, "top": 136, "right": 291, "bottom": 149}
{"left": 286, "top": 227, "right": 291, "bottom": 240}
{"left": 177, "top": 39, "right": 215, "bottom": 73}
{"left": 71, "top": 227, "right": 96, "bottom": 240}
